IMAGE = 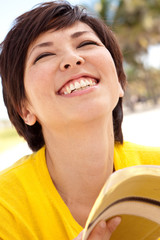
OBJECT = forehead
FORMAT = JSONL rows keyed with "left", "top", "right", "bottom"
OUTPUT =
{"left": 28, "top": 21, "right": 96, "bottom": 49}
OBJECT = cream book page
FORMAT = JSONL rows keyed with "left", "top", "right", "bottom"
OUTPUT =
{"left": 83, "top": 165, "right": 160, "bottom": 240}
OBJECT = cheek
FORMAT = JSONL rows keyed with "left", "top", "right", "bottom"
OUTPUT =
{"left": 96, "top": 50, "right": 122, "bottom": 100}
{"left": 90, "top": 48, "right": 117, "bottom": 74}
{"left": 98, "top": 52, "right": 119, "bottom": 83}
{"left": 24, "top": 64, "right": 56, "bottom": 93}
{"left": 33, "top": 63, "right": 54, "bottom": 80}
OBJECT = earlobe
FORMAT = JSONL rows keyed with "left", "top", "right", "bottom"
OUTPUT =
{"left": 118, "top": 82, "right": 124, "bottom": 98}
{"left": 119, "top": 87, "right": 124, "bottom": 98}
{"left": 24, "top": 112, "right": 37, "bottom": 126}
{"left": 20, "top": 104, "right": 37, "bottom": 126}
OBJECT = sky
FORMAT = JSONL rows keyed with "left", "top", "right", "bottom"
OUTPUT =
{"left": 0, "top": 0, "right": 160, "bottom": 120}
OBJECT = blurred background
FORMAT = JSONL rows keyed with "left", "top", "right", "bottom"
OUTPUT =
{"left": 0, "top": 0, "right": 160, "bottom": 170}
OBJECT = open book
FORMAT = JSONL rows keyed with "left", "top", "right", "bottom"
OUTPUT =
{"left": 82, "top": 165, "right": 160, "bottom": 240}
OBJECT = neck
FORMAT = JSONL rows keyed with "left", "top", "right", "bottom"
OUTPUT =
{"left": 44, "top": 116, "right": 114, "bottom": 226}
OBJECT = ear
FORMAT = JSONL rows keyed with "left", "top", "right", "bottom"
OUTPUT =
{"left": 118, "top": 82, "right": 124, "bottom": 98}
{"left": 20, "top": 102, "right": 37, "bottom": 126}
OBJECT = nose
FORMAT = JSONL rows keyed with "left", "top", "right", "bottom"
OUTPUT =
{"left": 60, "top": 53, "right": 85, "bottom": 71}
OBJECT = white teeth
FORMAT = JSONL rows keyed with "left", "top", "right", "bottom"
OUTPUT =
{"left": 89, "top": 79, "right": 92, "bottom": 85}
{"left": 63, "top": 78, "right": 97, "bottom": 95}
{"left": 80, "top": 79, "right": 87, "bottom": 87}
{"left": 70, "top": 83, "right": 74, "bottom": 91}
{"left": 75, "top": 81, "right": 80, "bottom": 89}
{"left": 66, "top": 86, "right": 71, "bottom": 94}
{"left": 86, "top": 79, "right": 90, "bottom": 85}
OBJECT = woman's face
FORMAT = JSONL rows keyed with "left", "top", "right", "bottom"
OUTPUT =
{"left": 22, "top": 21, "right": 123, "bottom": 131}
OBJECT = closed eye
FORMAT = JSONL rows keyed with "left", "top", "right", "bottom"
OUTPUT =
{"left": 78, "top": 40, "right": 100, "bottom": 48}
{"left": 34, "top": 53, "right": 55, "bottom": 63}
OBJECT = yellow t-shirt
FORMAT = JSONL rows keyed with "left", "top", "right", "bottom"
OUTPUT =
{"left": 114, "top": 141, "right": 160, "bottom": 169}
{"left": 0, "top": 142, "right": 159, "bottom": 240}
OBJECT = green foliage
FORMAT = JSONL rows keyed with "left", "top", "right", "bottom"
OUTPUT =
{"left": 96, "top": 0, "right": 160, "bottom": 62}
{"left": 90, "top": 0, "right": 160, "bottom": 110}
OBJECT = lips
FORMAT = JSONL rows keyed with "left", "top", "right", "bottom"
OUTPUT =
{"left": 58, "top": 75, "right": 99, "bottom": 95}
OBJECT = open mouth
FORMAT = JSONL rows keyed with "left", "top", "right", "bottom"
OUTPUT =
{"left": 58, "top": 77, "right": 99, "bottom": 95}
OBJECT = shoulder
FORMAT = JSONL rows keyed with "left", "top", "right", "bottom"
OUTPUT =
{"left": 114, "top": 141, "right": 160, "bottom": 170}
{"left": 0, "top": 146, "right": 45, "bottom": 190}
{"left": 115, "top": 141, "right": 160, "bottom": 153}
{"left": 0, "top": 146, "right": 50, "bottom": 238}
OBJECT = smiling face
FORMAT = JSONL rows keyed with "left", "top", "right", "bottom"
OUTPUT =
{"left": 22, "top": 21, "right": 123, "bottom": 134}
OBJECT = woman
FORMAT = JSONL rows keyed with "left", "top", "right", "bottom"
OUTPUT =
{"left": 0, "top": 1, "right": 160, "bottom": 239}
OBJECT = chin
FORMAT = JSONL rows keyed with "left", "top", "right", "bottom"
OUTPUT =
{"left": 70, "top": 102, "right": 113, "bottom": 124}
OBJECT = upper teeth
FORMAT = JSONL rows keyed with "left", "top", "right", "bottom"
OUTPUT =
{"left": 64, "top": 79, "right": 96, "bottom": 95}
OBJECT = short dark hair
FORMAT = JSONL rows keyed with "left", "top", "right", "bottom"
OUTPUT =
{"left": 0, "top": 1, "right": 126, "bottom": 151}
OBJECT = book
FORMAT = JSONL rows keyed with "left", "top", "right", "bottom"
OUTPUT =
{"left": 82, "top": 165, "right": 160, "bottom": 240}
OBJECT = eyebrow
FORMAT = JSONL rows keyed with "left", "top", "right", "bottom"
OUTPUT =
{"left": 28, "top": 31, "right": 92, "bottom": 59}
{"left": 29, "top": 42, "right": 53, "bottom": 59}
{"left": 70, "top": 31, "right": 91, "bottom": 38}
